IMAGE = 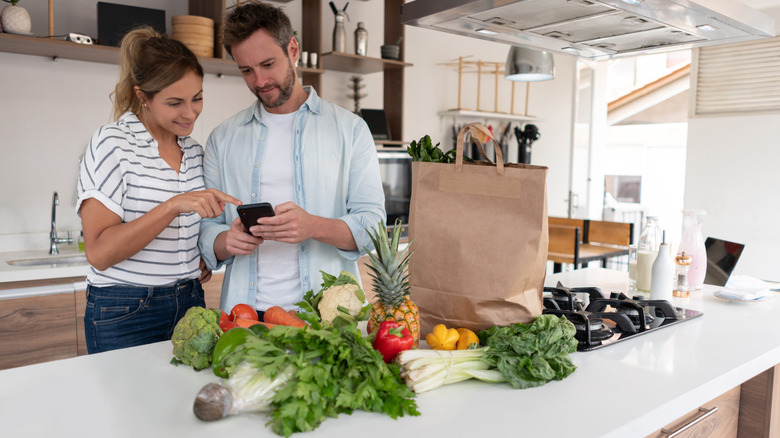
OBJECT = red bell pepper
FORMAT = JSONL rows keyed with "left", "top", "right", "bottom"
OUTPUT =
{"left": 372, "top": 321, "right": 414, "bottom": 363}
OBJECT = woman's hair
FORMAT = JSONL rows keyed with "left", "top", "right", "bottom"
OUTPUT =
{"left": 222, "top": 1, "right": 293, "bottom": 58}
{"left": 111, "top": 27, "right": 204, "bottom": 121}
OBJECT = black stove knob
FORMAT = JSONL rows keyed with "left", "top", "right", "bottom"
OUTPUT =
{"left": 633, "top": 295, "right": 644, "bottom": 301}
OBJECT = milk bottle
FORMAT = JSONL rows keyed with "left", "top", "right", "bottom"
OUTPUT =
{"left": 636, "top": 216, "right": 662, "bottom": 292}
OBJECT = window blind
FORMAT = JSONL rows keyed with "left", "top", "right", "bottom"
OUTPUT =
{"left": 692, "top": 37, "right": 780, "bottom": 116}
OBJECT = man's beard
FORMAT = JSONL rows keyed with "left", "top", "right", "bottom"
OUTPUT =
{"left": 253, "top": 60, "right": 295, "bottom": 108}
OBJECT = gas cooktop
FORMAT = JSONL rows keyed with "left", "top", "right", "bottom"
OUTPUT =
{"left": 543, "top": 282, "right": 703, "bottom": 352}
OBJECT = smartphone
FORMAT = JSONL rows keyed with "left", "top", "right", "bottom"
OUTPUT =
{"left": 237, "top": 202, "right": 275, "bottom": 233}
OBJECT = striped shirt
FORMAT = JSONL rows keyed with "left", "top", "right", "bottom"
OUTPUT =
{"left": 77, "top": 112, "right": 205, "bottom": 287}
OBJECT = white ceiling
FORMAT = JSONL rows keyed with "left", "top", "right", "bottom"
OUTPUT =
{"left": 741, "top": 0, "right": 780, "bottom": 9}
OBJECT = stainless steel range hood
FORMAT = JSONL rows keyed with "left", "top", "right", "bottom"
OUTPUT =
{"left": 401, "top": 0, "right": 776, "bottom": 59}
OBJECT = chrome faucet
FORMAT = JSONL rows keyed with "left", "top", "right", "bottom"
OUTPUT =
{"left": 50, "top": 191, "right": 73, "bottom": 255}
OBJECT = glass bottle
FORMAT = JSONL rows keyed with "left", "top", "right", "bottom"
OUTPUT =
{"left": 636, "top": 216, "right": 662, "bottom": 292}
{"left": 650, "top": 232, "right": 673, "bottom": 302}
{"left": 333, "top": 12, "right": 347, "bottom": 52}
{"left": 354, "top": 22, "right": 368, "bottom": 56}
{"left": 678, "top": 210, "right": 707, "bottom": 290}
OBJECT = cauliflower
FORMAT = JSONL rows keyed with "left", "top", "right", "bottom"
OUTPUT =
{"left": 297, "top": 270, "right": 371, "bottom": 325}
{"left": 171, "top": 306, "right": 223, "bottom": 371}
{"left": 318, "top": 283, "right": 365, "bottom": 323}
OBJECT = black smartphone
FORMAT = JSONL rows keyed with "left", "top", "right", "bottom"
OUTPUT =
{"left": 237, "top": 202, "right": 275, "bottom": 233}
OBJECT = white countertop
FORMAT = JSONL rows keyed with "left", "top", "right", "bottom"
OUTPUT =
{"left": 1, "top": 267, "right": 779, "bottom": 438}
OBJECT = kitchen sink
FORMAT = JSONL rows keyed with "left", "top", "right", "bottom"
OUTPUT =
{"left": 7, "top": 254, "right": 88, "bottom": 267}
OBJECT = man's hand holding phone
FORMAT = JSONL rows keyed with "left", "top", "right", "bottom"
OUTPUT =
{"left": 221, "top": 202, "right": 276, "bottom": 257}
{"left": 223, "top": 217, "right": 264, "bottom": 256}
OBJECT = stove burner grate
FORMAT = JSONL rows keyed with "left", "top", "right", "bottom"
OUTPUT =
{"left": 543, "top": 283, "right": 703, "bottom": 351}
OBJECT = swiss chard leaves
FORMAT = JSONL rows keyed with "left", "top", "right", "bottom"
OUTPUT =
{"left": 478, "top": 314, "right": 578, "bottom": 390}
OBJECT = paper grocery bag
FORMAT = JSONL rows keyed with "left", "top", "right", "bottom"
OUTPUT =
{"left": 409, "top": 123, "right": 548, "bottom": 334}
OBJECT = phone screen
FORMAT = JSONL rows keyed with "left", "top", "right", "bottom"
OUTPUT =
{"left": 237, "top": 202, "right": 275, "bottom": 233}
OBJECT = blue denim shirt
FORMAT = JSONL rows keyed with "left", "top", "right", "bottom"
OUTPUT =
{"left": 198, "top": 87, "right": 386, "bottom": 312}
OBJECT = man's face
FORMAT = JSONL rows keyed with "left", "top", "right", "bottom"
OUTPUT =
{"left": 232, "top": 29, "right": 298, "bottom": 113}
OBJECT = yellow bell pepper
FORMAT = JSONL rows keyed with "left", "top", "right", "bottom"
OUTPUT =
{"left": 426, "top": 324, "right": 459, "bottom": 350}
{"left": 456, "top": 328, "right": 479, "bottom": 350}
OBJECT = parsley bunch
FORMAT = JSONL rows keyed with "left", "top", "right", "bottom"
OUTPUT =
{"left": 224, "top": 324, "right": 419, "bottom": 436}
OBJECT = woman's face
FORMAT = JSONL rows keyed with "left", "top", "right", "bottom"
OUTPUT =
{"left": 141, "top": 70, "right": 203, "bottom": 139}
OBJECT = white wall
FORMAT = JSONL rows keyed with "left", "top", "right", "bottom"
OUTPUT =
{"left": 0, "top": 1, "right": 574, "bottom": 252}
{"left": 685, "top": 114, "right": 780, "bottom": 280}
{"left": 684, "top": 5, "right": 780, "bottom": 281}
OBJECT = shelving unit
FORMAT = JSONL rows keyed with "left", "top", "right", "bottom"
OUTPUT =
{"left": 303, "top": 0, "right": 409, "bottom": 142}
{"left": 321, "top": 52, "right": 410, "bottom": 74}
{"left": 0, "top": 33, "right": 323, "bottom": 78}
{"left": 0, "top": 0, "right": 409, "bottom": 141}
{"left": 438, "top": 109, "right": 538, "bottom": 123}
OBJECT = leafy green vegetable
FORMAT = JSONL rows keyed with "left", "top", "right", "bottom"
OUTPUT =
{"left": 477, "top": 314, "right": 578, "bottom": 389}
{"left": 214, "top": 323, "right": 419, "bottom": 436}
{"left": 407, "top": 135, "right": 462, "bottom": 163}
{"left": 171, "top": 306, "right": 223, "bottom": 371}
{"left": 396, "top": 314, "right": 578, "bottom": 393}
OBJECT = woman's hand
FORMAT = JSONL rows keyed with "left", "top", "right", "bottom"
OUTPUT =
{"left": 198, "top": 258, "right": 212, "bottom": 284}
{"left": 171, "top": 188, "right": 241, "bottom": 218}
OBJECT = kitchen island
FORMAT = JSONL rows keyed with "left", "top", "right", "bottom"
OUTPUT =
{"left": 1, "top": 267, "right": 779, "bottom": 438}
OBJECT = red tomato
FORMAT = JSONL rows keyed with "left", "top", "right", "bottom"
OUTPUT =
{"left": 219, "top": 310, "right": 230, "bottom": 325}
{"left": 230, "top": 303, "right": 258, "bottom": 322}
{"left": 219, "top": 319, "right": 238, "bottom": 332}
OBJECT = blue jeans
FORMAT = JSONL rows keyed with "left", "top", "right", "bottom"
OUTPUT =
{"left": 84, "top": 279, "right": 206, "bottom": 354}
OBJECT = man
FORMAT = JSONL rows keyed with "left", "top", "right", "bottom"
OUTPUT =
{"left": 198, "top": 2, "right": 386, "bottom": 317}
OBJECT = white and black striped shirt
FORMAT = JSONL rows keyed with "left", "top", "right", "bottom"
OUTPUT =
{"left": 77, "top": 112, "right": 205, "bottom": 287}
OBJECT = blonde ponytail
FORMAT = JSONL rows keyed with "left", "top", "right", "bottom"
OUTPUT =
{"left": 110, "top": 27, "right": 204, "bottom": 121}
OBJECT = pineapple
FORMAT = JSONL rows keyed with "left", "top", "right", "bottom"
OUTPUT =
{"left": 365, "top": 220, "right": 420, "bottom": 346}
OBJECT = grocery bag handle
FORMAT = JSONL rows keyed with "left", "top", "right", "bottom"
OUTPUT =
{"left": 455, "top": 123, "right": 505, "bottom": 175}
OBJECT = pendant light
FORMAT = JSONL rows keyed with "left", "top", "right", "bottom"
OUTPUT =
{"left": 505, "top": 46, "right": 555, "bottom": 82}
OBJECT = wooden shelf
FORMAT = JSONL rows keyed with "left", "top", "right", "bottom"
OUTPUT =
{"left": 438, "top": 109, "right": 538, "bottom": 122}
{"left": 0, "top": 33, "right": 324, "bottom": 78}
{"left": 321, "top": 52, "right": 411, "bottom": 75}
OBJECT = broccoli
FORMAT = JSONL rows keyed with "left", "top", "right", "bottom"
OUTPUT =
{"left": 171, "top": 306, "right": 223, "bottom": 371}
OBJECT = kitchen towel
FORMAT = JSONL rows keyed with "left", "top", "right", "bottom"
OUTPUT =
{"left": 409, "top": 123, "right": 548, "bottom": 334}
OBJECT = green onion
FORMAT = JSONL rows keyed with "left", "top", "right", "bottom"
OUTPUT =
{"left": 396, "top": 348, "right": 505, "bottom": 393}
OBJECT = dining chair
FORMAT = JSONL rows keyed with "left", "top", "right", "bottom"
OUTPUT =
{"left": 581, "top": 220, "right": 633, "bottom": 268}
{"left": 547, "top": 224, "right": 581, "bottom": 273}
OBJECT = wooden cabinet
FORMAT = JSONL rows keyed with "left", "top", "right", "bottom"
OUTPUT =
{"left": 737, "top": 365, "right": 780, "bottom": 438}
{"left": 0, "top": 292, "right": 79, "bottom": 370}
{"left": 0, "top": 272, "right": 224, "bottom": 371}
{"left": 646, "top": 385, "right": 741, "bottom": 438}
{"left": 202, "top": 272, "right": 224, "bottom": 309}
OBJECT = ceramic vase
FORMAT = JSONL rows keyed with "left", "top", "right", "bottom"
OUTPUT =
{"left": 1, "top": 5, "right": 32, "bottom": 35}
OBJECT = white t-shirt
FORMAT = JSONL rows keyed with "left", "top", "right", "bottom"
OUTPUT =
{"left": 255, "top": 107, "right": 301, "bottom": 311}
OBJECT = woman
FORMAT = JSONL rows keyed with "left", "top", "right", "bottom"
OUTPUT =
{"left": 77, "top": 27, "right": 240, "bottom": 354}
